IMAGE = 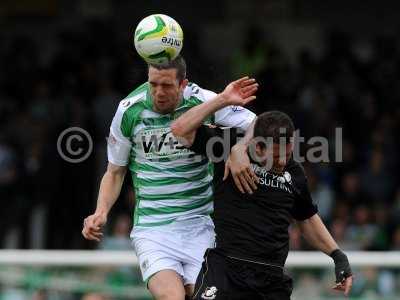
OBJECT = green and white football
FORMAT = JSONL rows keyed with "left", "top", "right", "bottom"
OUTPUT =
{"left": 134, "top": 14, "right": 184, "bottom": 65}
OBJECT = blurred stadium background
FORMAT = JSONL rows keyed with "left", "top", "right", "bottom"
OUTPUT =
{"left": 1, "top": 0, "right": 400, "bottom": 299}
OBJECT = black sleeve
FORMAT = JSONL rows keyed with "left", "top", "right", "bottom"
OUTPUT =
{"left": 189, "top": 125, "right": 237, "bottom": 162}
{"left": 189, "top": 126, "right": 238, "bottom": 182}
{"left": 289, "top": 162, "right": 318, "bottom": 221}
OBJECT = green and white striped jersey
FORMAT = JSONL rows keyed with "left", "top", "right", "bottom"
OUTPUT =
{"left": 108, "top": 82, "right": 255, "bottom": 227}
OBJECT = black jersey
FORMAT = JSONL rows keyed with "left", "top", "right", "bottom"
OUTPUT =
{"left": 190, "top": 126, "right": 318, "bottom": 267}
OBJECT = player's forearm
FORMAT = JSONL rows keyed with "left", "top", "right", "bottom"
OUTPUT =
{"left": 171, "top": 93, "right": 229, "bottom": 140}
{"left": 238, "top": 118, "right": 256, "bottom": 146}
{"left": 95, "top": 165, "right": 127, "bottom": 215}
{"left": 297, "top": 214, "right": 339, "bottom": 255}
{"left": 230, "top": 118, "right": 256, "bottom": 155}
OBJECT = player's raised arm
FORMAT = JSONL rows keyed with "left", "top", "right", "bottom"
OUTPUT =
{"left": 171, "top": 77, "right": 258, "bottom": 146}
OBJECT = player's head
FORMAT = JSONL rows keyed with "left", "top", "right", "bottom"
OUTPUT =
{"left": 250, "top": 111, "right": 295, "bottom": 173}
{"left": 148, "top": 55, "right": 188, "bottom": 114}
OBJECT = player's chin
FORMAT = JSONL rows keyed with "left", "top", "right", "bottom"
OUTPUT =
{"left": 157, "top": 104, "right": 174, "bottom": 114}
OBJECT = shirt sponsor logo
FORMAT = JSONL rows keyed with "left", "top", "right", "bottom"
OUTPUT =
{"left": 252, "top": 164, "right": 293, "bottom": 194}
{"left": 283, "top": 171, "right": 292, "bottom": 184}
{"left": 138, "top": 127, "right": 194, "bottom": 159}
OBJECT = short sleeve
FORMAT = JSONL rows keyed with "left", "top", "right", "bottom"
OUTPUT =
{"left": 190, "top": 126, "right": 237, "bottom": 162}
{"left": 289, "top": 162, "right": 318, "bottom": 221}
{"left": 107, "top": 101, "right": 133, "bottom": 166}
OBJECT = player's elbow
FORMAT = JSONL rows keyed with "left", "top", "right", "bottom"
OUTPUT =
{"left": 296, "top": 214, "right": 321, "bottom": 235}
{"left": 296, "top": 217, "right": 312, "bottom": 235}
{"left": 171, "top": 122, "right": 194, "bottom": 147}
{"left": 106, "top": 163, "right": 127, "bottom": 179}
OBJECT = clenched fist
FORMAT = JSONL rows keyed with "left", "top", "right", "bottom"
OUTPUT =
{"left": 82, "top": 212, "right": 107, "bottom": 242}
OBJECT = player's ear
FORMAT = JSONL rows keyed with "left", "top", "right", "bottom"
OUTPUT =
{"left": 255, "top": 142, "right": 264, "bottom": 154}
{"left": 255, "top": 141, "right": 269, "bottom": 159}
{"left": 180, "top": 78, "right": 188, "bottom": 89}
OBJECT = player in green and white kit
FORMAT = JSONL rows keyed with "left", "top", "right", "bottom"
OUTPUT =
{"left": 82, "top": 56, "right": 257, "bottom": 300}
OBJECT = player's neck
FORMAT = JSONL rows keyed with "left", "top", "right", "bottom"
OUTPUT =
{"left": 153, "top": 106, "right": 173, "bottom": 114}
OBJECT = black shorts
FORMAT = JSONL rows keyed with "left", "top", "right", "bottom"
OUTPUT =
{"left": 193, "top": 249, "right": 293, "bottom": 300}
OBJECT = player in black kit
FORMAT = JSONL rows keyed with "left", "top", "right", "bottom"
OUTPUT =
{"left": 171, "top": 77, "right": 353, "bottom": 300}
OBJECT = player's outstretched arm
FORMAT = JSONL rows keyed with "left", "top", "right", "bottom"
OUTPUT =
{"left": 171, "top": 77, "right": 257, "bottom": 146}
{"left": 82, "top": 163, "right": 127, "bottom": 242}
{"left": 297, "top": 214, "right": 353, "bottom": 296}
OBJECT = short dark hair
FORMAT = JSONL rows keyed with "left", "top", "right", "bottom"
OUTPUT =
{"left": 253, "top": 111, "right": 295, "bottom": 146}
{"left": 148, "top": 55, "right": 187, "bottom": 82}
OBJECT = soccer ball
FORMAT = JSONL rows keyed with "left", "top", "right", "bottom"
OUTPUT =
{"left": 134, "top": 14, "right": 184, "bottom": 65}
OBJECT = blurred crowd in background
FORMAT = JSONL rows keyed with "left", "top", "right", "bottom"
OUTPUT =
{"left": 1, "top": 20, "right": 399, "bottom": 252}
{"left": 1, "top": 4, "right": 400, "bottom": 298}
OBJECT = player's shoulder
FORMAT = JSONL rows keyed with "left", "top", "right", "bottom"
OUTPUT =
{"left": 184, "top": 82, "right": 216, "bottom": 102}
{"left": 123, "top": 82, "right": 149, "bottom": 104}
{"left": 116, "top": 83, "right": 149, "bottom": 113}
{"left": 285, "top": 159, "right": 307, "bottom": 186}
{"left": 184, "top": 82, "right": 201, "bottom": 94}
{"left": 286, "top": 157, "right": 304, "bottom": 170}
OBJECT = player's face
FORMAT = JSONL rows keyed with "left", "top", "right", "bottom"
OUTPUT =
{"left": 148, "top": 67, "right": 188, "bottom": 114}
{"left": 257, "top": 142, "right": 294, "bottom": 173}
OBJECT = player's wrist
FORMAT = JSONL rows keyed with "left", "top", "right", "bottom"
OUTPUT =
{"left": 231, "top": 143, "right": 247, "bottom": 154}
{"left": 330, "top": 249, "right": 346, "bottom": 261}
{"left": 330, "top": 249, "right": 352, "bottom": 283}
{"left": 217, "top": 92, "right": 232, "bottom": 107}
{"left": 94, "top": 208, "right": 109, "bottom": 217}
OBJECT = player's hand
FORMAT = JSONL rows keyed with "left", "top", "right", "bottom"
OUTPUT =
{"left": 82, "top": 212, "right": 107, "bottom": 242}
{"left": 330, "top": 249, "right": 353, "bottom": 296}
{"left": 332, "top": 275, "right": 353, "bottom": 296}
{"left": 220, "top": 76, "right": 258, "bottom": 107}
{"left": 224, "top": 144, "right": 259, "bottom": 194}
